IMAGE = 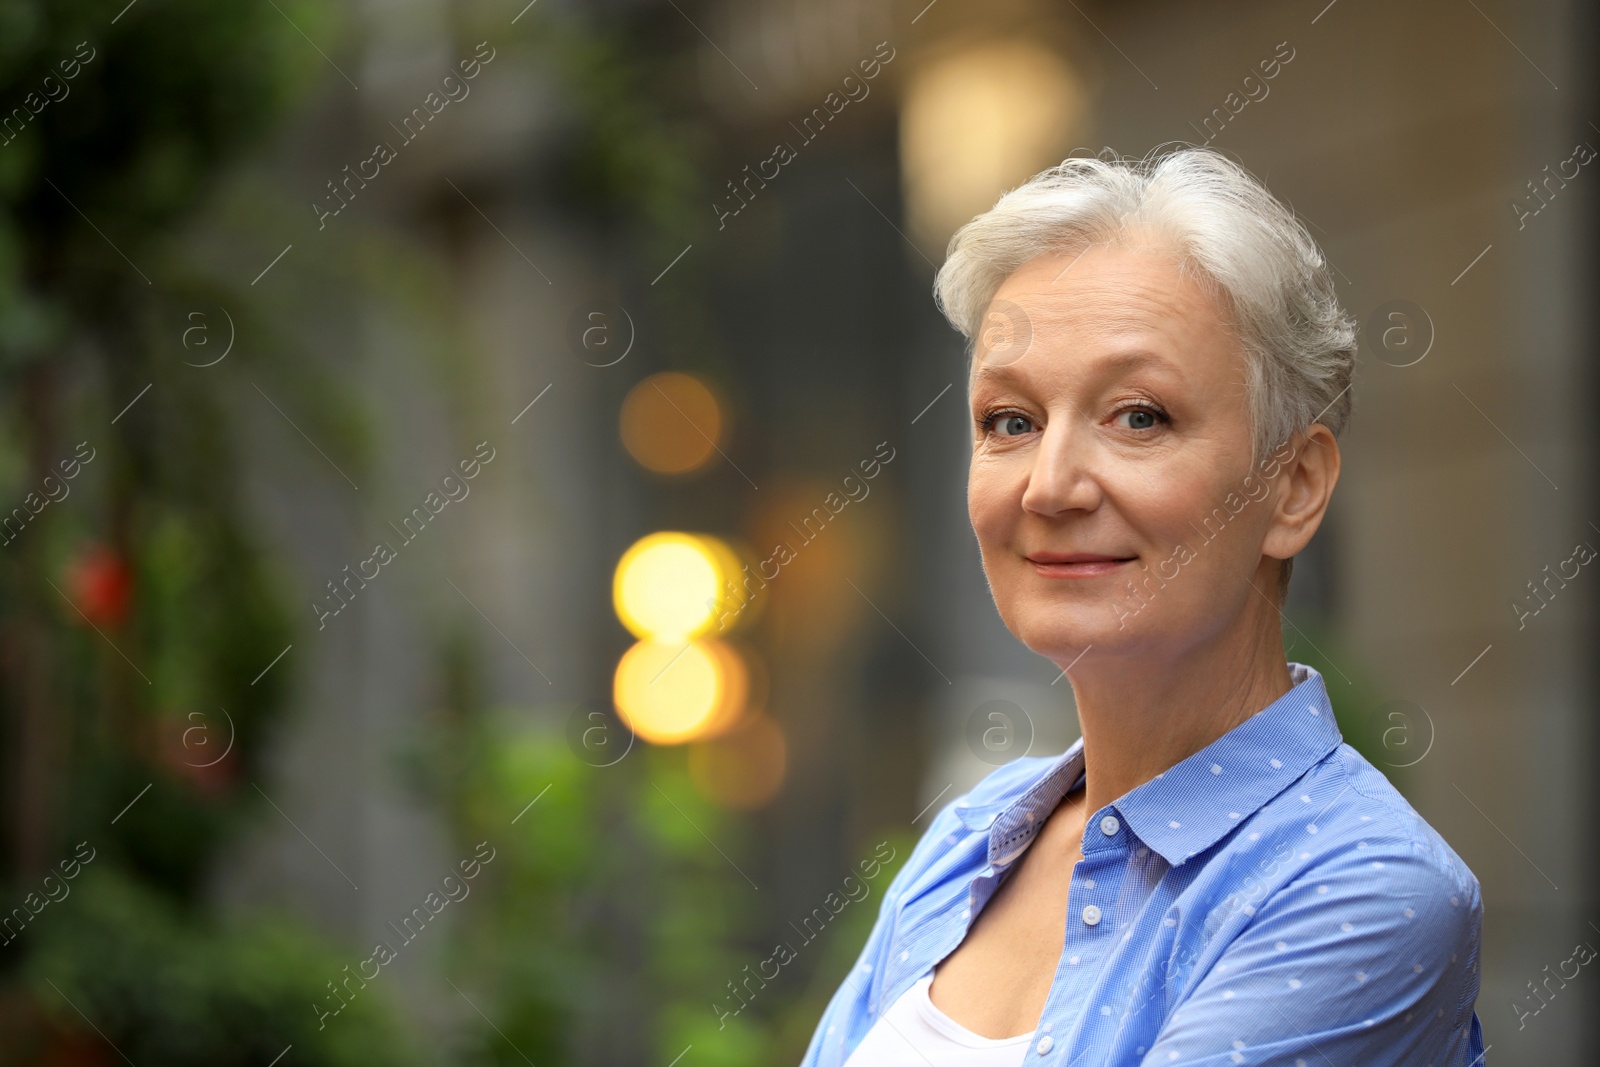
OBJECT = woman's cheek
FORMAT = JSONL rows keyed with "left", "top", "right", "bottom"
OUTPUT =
{"left": 1118, "top": 473, "right": 1195, "bottom": 540}
{"left": 967, "top": 491, "right": 1004, "bottom": 550}
{"left": 1145, "top": 460, "right": 1226, "bottom": 530}
{"left": 967, "top": 458, "right": 1004, "bottom": 520}
{"left": 969, "top": 464, "right": 1024, "bottom": 537}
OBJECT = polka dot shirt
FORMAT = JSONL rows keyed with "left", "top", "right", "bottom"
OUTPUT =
{"left": 797, "top": 663, "right": 1486, "bottom": 1066}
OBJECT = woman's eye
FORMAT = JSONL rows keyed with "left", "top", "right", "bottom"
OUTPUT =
{"left": 992, "top": 414, "right": 1035, "bottom": 436}
{"left": 1115, "top": 406, "right": 1165, "bottom": 431}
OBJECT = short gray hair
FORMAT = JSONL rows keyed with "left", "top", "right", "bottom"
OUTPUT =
{"left": 933, "top": 146, "right": 1356, "bottom": 599}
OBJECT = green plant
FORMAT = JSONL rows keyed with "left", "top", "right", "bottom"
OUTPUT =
{"left": 0, "top": 2, "right": 419, "bottom": 1061}
{"left": 1281, "top": 620, "right": 1415, "bottom": 792}
{"left": 422, "top": 709, "right": 777, "bottom": 1066}
{"left": 11, "top": 865, "right": 421, "bottom": 1067}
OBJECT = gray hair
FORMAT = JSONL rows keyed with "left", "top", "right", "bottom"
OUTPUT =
{"left": 933, "top": 146, "right": 1356, "bottom": 470}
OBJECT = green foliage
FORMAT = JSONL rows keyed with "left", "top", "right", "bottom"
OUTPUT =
{"left": 544, "top": 23, "right": 707, "bottom": 247}
{"left": 1281, "top": 620, "right": 1415, "bottom": 793}
{"left": 520, "top": 9, "right": 729, "bottom": 381}
{"left": 0, "top": 0, "right": 332, "bottom": 884}
{"left": 432, "top": 711, "right": 778, "bottom": 1066}
{"left": 0, "top": 0, "right": 410, "bottom": 1060}
{"left": 51, "top": 417, "right": 299, "bottom": 898}
{"left": 0, "top": 0, "right": 330, "bottom": 364}
{"left": 0, "top": 2, "right": 752, "bottom": 1062}
{"left": 16, "top": 864, "right": 421, "bottom": 1066}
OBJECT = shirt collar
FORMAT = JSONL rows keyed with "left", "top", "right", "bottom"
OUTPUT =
{"left": 1117, "top": 662, "right": 1341, "bottom": 865}
{"left": 957, "top": 662, "right": 1342, "bottom": 870}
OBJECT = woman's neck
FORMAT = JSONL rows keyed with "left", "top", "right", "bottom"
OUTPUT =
{"left": 1064, "top": 600, "right": 1295, "bottom": 829}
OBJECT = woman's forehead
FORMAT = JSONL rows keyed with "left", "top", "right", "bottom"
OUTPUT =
{"left": 976, "top": 251, "right": 1240, "bottom": 374}
{"left": 992, "top": 245, "right": 1215, "bottom": 322}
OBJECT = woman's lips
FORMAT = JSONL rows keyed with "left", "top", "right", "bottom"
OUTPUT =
{"left": 1025, "top": 553, "right": 1137, "bottom": 578}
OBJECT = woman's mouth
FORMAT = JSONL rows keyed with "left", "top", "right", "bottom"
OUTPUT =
{"left": 1024, "top": 552, "right": 1138, "bottom": 578}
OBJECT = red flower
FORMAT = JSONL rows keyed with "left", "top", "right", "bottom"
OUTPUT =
{"left": 66, "top": 545, "right": 132, "bottom": 628}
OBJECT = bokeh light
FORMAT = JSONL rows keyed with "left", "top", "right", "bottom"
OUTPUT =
{"left": 613, "top": 531, "right": 732, "bottom": 641}
{"left": 612, "top": 637, "right": 748, "bottom": 745}
{"left": 619, "top": 371, "right": 723, "bottom": 474}
{"left": 688, "top": 712, "right": 787, "bottom": 810}
{"left": 899, "top": 41, "right": 1085, "bottom": 249}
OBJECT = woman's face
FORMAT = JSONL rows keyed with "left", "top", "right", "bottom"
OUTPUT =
{"left": 967, "top": 242, "right": 1289, "bottom": 667}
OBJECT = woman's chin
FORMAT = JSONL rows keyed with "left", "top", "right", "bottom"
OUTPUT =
{"left": 1009, "top": 605, "right": 1134, "bottom": 666}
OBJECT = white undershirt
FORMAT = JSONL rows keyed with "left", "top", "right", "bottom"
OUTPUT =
{"left": 840, "top": 974, "right": 1037, "bottom": 1066}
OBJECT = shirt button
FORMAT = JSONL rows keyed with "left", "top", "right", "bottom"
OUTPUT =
{"left": 1100, "top": 815, "right": 1120, "bottom": 836}
{"left": 1082, "top": 904, "right": 1102, "bottom": 926}
{"left": 1037, "top": 1035, "right": 1054, "bottom": 1054}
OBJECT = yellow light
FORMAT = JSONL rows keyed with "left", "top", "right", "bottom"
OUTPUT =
{"left": 620, "top": 372, "right": 722, "bottom": 474}
{"left": 699, "top": 535, "right": 753, "bottom": 635}
{"left": 900, "top": 42, "right": 1086, "bottom": 249}
{"left": 613, "top": 638, "right": 748, "bottom": 745}
{"left": 613, "top": 532, "right": 731, "bottom": 641}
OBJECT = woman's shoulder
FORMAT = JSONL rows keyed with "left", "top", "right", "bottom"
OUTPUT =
{"left": 1158, "top": 745, "right": 1488, "bottom": 1060}
{"left": 1315, "top": 740, "right": 1482, "bottom": 902}
{"left": 1214, "top": 740, "right": 1486, "bottom": 1014}
{"left": 1190, "top": 738, "right": 1484, "bottom": 960}
{"left": 1234, "top": 744, "right": 1486, "bottom": 1033}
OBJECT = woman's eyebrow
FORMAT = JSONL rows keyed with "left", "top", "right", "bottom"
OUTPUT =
{"left": 969, "top": 360, "right": 1026, "bottom": 388}
{"left": 970, "top": 346, "right": 1184, "bottom": 389}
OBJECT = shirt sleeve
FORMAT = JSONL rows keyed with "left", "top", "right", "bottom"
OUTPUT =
{"left": 1141, "top": 842, "right": 1484, "bottom": 1067}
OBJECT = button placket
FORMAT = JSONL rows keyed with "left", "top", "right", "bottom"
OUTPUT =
{"left": 1049, "top": 858, "right": 1113, "bottom": 1059}
{"left": 1074, "top": 829, "right": 1116, "bottom": 936}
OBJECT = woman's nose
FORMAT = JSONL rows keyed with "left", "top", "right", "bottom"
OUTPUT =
{"left": 1020, "top": 421, "right": 1103, "bottom": 517}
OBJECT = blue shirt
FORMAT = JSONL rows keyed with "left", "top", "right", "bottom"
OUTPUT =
{"left": 800, "top": 662, "right": 1486, "bottom": 1066}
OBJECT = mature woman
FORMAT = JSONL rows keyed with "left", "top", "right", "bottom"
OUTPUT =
{"left": 798, "top": 148, "right": 1485, "bottom": 1066}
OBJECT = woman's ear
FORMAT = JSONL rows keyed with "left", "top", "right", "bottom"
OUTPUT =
{"left": 1262, "top": 423, "right": 1340, "bottom": 562}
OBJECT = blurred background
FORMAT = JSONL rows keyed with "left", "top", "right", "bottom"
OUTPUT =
{"left": 0, "top": 0, "right": 1594, "bottom": 1063}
